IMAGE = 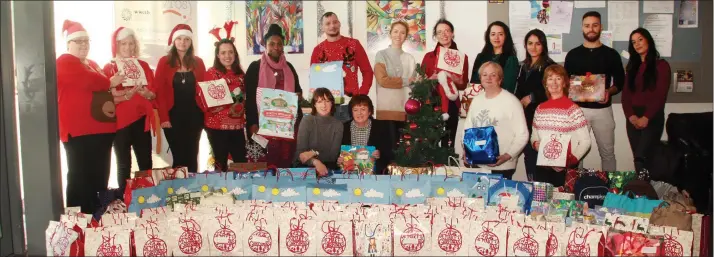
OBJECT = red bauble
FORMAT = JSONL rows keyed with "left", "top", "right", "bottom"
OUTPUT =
{"left": 513, "top": 236, "right": 539, "bottom": 257}
{"left": 434, "top": 106, "right": 441, "bottom": 112}
{"left": 663, "top": 236, "right": 683, "bottom": 257}
{"left": 546, "top": 233, "right": 558, "bottom": 257}
{"left": 403, "top": 134, "right": 412, "bottom": 140}
{"left": 405, "top": 99, "right": 421, "bottom": 115}
{"left": 474, "top": 231, "right": 499, "bottom": 257}
{"left": 409, "top": 123, "right": 418, "bottom": 130}
{"left": 321, "top": 222, "right": 347, "bottom": 255}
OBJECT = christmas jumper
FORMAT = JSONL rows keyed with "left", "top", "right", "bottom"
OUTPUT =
{"left": 463, "top": 89, "right": 528, "bottom": 170}
{"left": 56, "top": 54, "right": 117, "bottom": 142}
{"left": 531, "top": 96, "right": 591, "bottom": 165}
{"left": 310, "top": 36, "right": 373, "bottom": 96}
{"left": 421, "top": 43, "right": 470, "bottom": 120}
{"left": 621, "top": 59, "right": 671, "bottom": 119}
{"left": 153, "top": 55, "right": 206, "bottom": 123}
{"left": 102, "top": 60, "right": 156, "bottom": 131}
{"left": 199, "top": 67, "right": 246, "bottom": 130}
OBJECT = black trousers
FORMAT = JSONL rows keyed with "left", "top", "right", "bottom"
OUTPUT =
{"left": 441, "top": 101, "right": 459, "bottom": 148}
{"left": 535, "top": 166, "right": 567, "bottom": 187}
{"left": 626, "top": 109, "right": 665, "bottom": 171}
{"left": 62, "top": 133, "right": 115, "bottom": 214}
{"left": 523, "top": 142, "right": 538, "bottom": 181}
{"left": 206, "top": 128, "right": 247, "bottom": 171}
{"left": 492, "top": 169, "right": 516, "bottom": 180}
{"left": 114, "top": 116, "right": 153, "bottom": 189}
{"left": 164, "top": 125, "right": 203, "bottom": 173}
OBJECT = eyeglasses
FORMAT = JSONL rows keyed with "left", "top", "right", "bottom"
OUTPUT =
{"left": 71, "top": 39, "right": 91, "bottom": 45}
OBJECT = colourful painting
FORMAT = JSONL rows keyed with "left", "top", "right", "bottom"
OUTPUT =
{"left": 530, "top": 0, "right": 551, "bottom": 24}
{"left": 366, "top": 1, "right": 426, "bottom": 53}
{"left": 245, "top": 1, "right": 304, "bottom": 55}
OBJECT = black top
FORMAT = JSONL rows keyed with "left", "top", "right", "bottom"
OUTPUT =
{"left": 244, "top": 60, "right": 303, "bottom": 134}
{"left": 171, "top": 71, "right": 203, "bottom": 127}
{"left": 341, "top": 119, "right": 393, "bottom": 175}
{"left": 514, "top": 58, "right": 556, "bottom": 132}
{"left": 564, "top": 45, "right": 625, "bottom": 109}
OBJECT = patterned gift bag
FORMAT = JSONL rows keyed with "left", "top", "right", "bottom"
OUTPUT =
{"left": 649, "top": 226, "right": 694, "bottom": 257}
{"left": 315, "top": 220, "right": 353, "bottom": 256}
{"left": 431, "top": 215, "right": 469, "bottom": 256}
{"left": 533, "top": 182, "right": 554, "bottom": 202}
{"left": 114, "top": 57, "right": 148, "bottom": 87}
{"left": 390, "top": 175, "right": 431, "bottom": 205}
{"left": 354, "top": 209, "right": 393, "bottom": 257}
{"left": 393, "top": 214, "right": 432, "bottom": 256}
{"left": 336, "top": 175, "right": 391, "bottom": 205}
{"left": 467, "top": 220, "right": 508, "bottom": 257}
{"left": 306, "top": 182, "right": 350, "bottom": 204}
{"left": 506, "top": 225, "right": 549, "bottom": 256}
{"left": 560, "top": 225, "right": 602, "bottom": 257}
{"left": 242, "top": 218, "right": 278, "bottom": 256}
{"left": 84, "top": 227, "right": 131, "bottom": 256}
{"left": 45, "top": 220, "right": 79, "bottom": 256}
{"left": 149, "top": 167, "right": 189, "bottom": 186}
{"left": 205, "top": 206, "right": 244, "bottom": 256}
{"left": 166, "top": 212, "right": 210, "bottom": 256}
{"left": 605, "top": 229, "right": 663, "bottom": 256}
{"left": 133, "top": 217, "right": 170, "bottom": 257}
{"left": 279, "top": 213, "right": 318, "bottom": 256}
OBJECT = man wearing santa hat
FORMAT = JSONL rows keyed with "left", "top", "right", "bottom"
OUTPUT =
{"left": 57, "top": 20, "right": 124, "bottom": 213}
{"left": 102, "top": 27, "right": 156, "bottom": 189}
{"left": 154, "top": 24, "right": 206, "bottom": 173}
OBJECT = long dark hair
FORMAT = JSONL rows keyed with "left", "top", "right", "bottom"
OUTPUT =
{"left": 212, "top": 40, "right": 244, "bottom": 75}
{"left": 481, "top": 21, "right": 517, "bottom": 66}
{"left": 626, "top": 28, "right": 659, "bottom": 92}
{"left": 168, "top": 44, "right": 196, "bottom": 69}
{"left": 432, "top": 18, "right": 458, "bottom": 50}
{"left": 523, "top": 29, "right": 552, "bottom": 69}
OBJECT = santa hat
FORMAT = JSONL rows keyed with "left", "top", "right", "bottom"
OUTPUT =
{"left": 62, "top": 20, "right": 89, "bottom": 42}
{"left": 168, "top": 24, "right": 193, "bottom": 46}
{"left": 111, "top": 27, "right": 136, "bottom": 57}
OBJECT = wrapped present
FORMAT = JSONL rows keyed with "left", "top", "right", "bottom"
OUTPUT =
{"left": 387, "top": 164, "right": 434, "bottom": 175}
{"left": 339, "top": 145, "right": 377, "bottom": 174}
{"left": 530, "top": 201, "right": 551, "bottom": 216}
{"left": 533, "top": 182, "right": 554, "bottom": 202}
{"left": 608, "top": 171, "right": 636, "bottom": 193}
{"left": 552, "top": 192, "right": 575, "bottom": 201}
{"left": 463, "top": 126, "right": 500, "bottom": 165}
{"left": 256, "top": 88, "right": 299, "bottom": 139}
{"left": 568, "top": 73, "right": 606, "bottom": 102}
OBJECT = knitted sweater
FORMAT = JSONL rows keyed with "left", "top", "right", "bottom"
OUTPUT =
{"left": 463, "top": 89, "right": 529, "bottom": 170}
{"left": 373, "top": 47, "right": 416, "bottom": 121}
{"left": 310, "top": 36, "right": 373, "bottom": 96}
{"left": 531, "top": 96, "right": 591, "bottom": 163}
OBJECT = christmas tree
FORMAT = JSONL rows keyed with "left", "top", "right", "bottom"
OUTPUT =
{"left": 393, "top": 64, "right": 457, "bottom": 166}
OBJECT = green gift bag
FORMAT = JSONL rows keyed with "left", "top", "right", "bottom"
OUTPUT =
{"left": 607, "top": 171, "right": 636, "bottom": 192}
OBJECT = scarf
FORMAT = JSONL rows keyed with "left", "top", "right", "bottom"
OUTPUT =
{"left": 258, "top": 52, "right": 295, "bottom": 92}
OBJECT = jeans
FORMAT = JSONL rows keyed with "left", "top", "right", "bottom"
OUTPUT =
{"left": 579, "top": 106, "right": 617, "bottom": 171}
{"left": 626, "top": 109, "right": 665, "bottom": 172}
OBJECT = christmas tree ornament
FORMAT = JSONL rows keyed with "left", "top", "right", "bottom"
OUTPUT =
{"left": 405, "top": 99, "right": 421, "bottom": 115}
{"left": 409, "top": 122, "right": 418, "bottom": 130}
{"left": 434, "top": 106, "right": 441, "bottom": 112}
{"left": 403, "top": 134, "right": 412, "bottom": 140}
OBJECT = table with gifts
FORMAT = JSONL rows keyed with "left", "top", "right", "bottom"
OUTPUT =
{"left": 47, "top": 167, "right": 704, "bottom": 256}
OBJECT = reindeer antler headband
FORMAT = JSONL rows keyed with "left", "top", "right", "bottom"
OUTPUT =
{"left": 209, "top": 21, "right": 238, "bottom": 46}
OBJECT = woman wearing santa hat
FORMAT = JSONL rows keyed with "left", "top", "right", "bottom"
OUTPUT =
{"left": 57, "top": 20, "right": 124, "bottom": 213}
{"left": 199, "top": 21, "right": 248, "bottom": 171}
{"left": 102, "top": 27, "right": 156, "bottom": 189}
{"left": 420, "top": 18, "right": 470, "bottom": 149}
{"left": 154, "top": 24, "right": 207, "bottom": 173}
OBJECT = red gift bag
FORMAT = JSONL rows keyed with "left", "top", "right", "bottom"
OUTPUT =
{"left": 123, "top": 176, "right": 155, "bottom": 207}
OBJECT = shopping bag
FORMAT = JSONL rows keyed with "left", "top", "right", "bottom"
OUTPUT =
{"left": 393, "top": 214, "right": 432, "bottom": 256}
{"left": 309, "top": 61, "right": 345, "bottom": 103}
{"left": 463, "top": 126, "right": 500, "bottom": 165}
{"left": 128, "top": 182, "right": 169, "bottom": 215}
{"left": 270, "top": 173, "right": 308, "bottom": 203}
{"left": 431, "top": 215, "right": 469, "bottom": 256}
{"left": 649, "top": 226, "right": 694, "bottom": 257}
{"left": 336, "top": 174, "right": 391, "bottom": 205}
{"left": 468, "top": 220, "right": 508, "bottom": 256}
{"left": 46, "top": 221, "right": 79, "bottom": 256}
{"left": 226, "top": 175, "right": 253, "bottom": 201}
{"left": 316, "top": 220, "right": 353, "bottom": 256}
{"left": 256, "top": 88, "right": 299, "bottom": 139}
{"left": 149, "top": 167, "right": 189, "bottom": 185}
{"left": 205, "top": 206, "right": 244, "bottom": 256}
{"left": 134, "top": 217, "right": 170, "bottom": 257}
{"left": 354, "top": 209, "right": 393, "bottom": 256}
{"left": 166, "top": 212, "right": 210, "bottom": 256}
{"left": 198, "top": 78, "right": 234, "bottom": 108}
{"left": 123, "top": 175, "right": 155, "bottom": 207}
{"left": 306, "top": 182, "right": 350, "bottom": 203}
{"left": 462, "top": 172, "right": 503, "bottom": 200}
{"left": 430, "top": 176, "right": 469, "bottom": 198}
{"left": 537, "top": 133, "right": 572, "bottom": 167}
{"left": 487, "top": 179, "right": 534, "bottom": 213}
{"left": 242, "top": 217, "right": 278, "bottom": 256}
{"left": 164, "top": 179, "right": 201, "bottom": 210}
{"left": 114, "top": 57, "right": 148, "bottom": 87}
{"left": 460, "top": 83, "right": 484, "bottom": 118}
{"left": 280, "top": 213, "right": 318, "bottom": 256}
{"left": 507, "top": 225, "right": 549, "bottom": 256}
{"left": 390, "top": 174, "right": 431, "bottom": 205}
{"left": 561, "top": 225, "right": 602, "bottom": 257}
{"left": 84, "top": 227, "right": 131, "bottom": 256}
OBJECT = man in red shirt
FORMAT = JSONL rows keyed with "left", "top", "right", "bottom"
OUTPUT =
{"left": 310, "top": 12, "right": 373, "bottom": 121}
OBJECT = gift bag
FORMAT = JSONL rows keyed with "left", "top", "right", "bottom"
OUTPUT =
{"left": 488, "top": 180, "right": 534, "bottom": 213}
{"left": 437, "top": 47, "right": 466, "bottom": 74}
{"left": 242, "top": 218, "right": 278, "bottom": 256}
{"left": 307, "top": 182, "right": 350, "bottom": 203}
{"left": 280, "top": 214, "right": 318, "bottom": 256}
{"left": 354, "top": 210, "right": 393, "bottom": 257}
{"left": 114, "top": 57, "right": 148, "bottom": 87}
{"left": 462, "top": 172, "right": 502, "bottom": 200}
{"left": 507, "top": 226, "right": 549, "bottom": 256}
{"left": 463, "top": 126, "right": 499, "bottom": 165}
{"left": 430, "top": 176, "right": 469, "bottom": 198}
{"left": 649, "top": 226, "right": 694, "bottom": 257}
{"left": 393, "top": 214, "right": 432, "bottom": 256}
{"left": 165, "top": 179, "right": 202, "bottom": 210}
{"left": 468, "top": 220, "right": 508, "bottom": 257}
{"left": 339, "top": 145, "right": 377, "bottom": 174}
{"left": 199, "top": 78, "right": 234, "bottom": 108}
{"left": 134, "top": 218, "right": 170, "bottom": 257}
{"left": 256, "top": 88, "right": 299, "bottom": 139}
{"left": 149, "top": 167, "right": 189, "bottom": 186}
{"left": 537, "top": 133, "right": 572, "bottom": 167}
{"left": 205, "top": 206, "right": 244, "bottom": 256}
{"left": 84, "top": 227, "right": 131, "bottom": 256}
{"left": 316, "top": 220, "right": 353, "bottom": 256}
{"left": 227, "top": 175, "right": 254, "bottom": 201}
{"left": 605, "top": 229, "right": 663, "bottom": 256}
{"left": 337, "top": 175, "right": 391, "bottom": 205}
{"left": 569, "top": 73, "right": 606, "bottom": 102}
{"left": 309, "top": 61, "right": 345, "bottom": 103}
{"left": 460, "top": 83, "right": 484, "bottom": 118}
{"left": 46, "top": 221, "right": 79, "bottom": 256}
{"left": 124, "top": 175, "right": 155, "bottom": 207}
{"left": 167, "top": 213, "right": 210, "bottom": 256}
{"left": 270, "top": 173, "right": 308, "bottom": 203}
{"left": 561, "top": 226, "right": 602, "bottom": 257}
{"left": 432, "top": 215, "right": 469, "bottom": 256}
{"left": 391, "top": 175, "right": 431, "bottom": 205}
{"left": 129, "top": 182, "right": 169, "bottom": 215}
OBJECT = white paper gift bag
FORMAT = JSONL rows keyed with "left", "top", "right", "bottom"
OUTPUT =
{"left": 354, "top": 211, "right": 393, "bottom": 256}
{"left": 84, "top": 227, "right": 131, "bottom": 257}
{"left": 507, "top": 226, "right": 549, "bottom": 256}
{"left": 198, "top": 78, "right": 234, "bottom": 108}
{"left": 316, "top": 220, "right": 353, "bottom": 256}
{"left": 468, "top": 220, "right": 508, "bottom": 257}
{"left": 649, "top": 226, "right": 694, "bottom": 257}
{"left": 279, "top": 214, "right": 318, "bottom": 256}
{"left": 115, "top": 58, "right": 148, "bottom": 87}
{"left": 432, "top": 215, "right": 469, "bottom": 256}
{"left": 242, "top": 218, "right": 278, "bottom": 256}
{"left": 134, "top": 218, "right": 170, "bottom": 257}
{"left": 46, "top": 220, "right": 79, "bottom": 256}
{"left": 560, "top": 225, "right": 601, "bottom": 257}
{"left": 166, "top": 214, "right": 210, "bottom": 256}
{"left": 205, "top": 206, "right": 244, "bottom": 256}
{"left": 436, "top": 47, "right": 465, "bottom": 74}
{"left": 393, "top": 215, "right": 432, "bottom": 256}
{"left": 537, "top": 133, "right": 572, "bottom": 167}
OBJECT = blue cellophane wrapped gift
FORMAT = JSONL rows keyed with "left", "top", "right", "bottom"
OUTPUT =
{"left": 463, "top": 126, "right": 499, "bottom": 165}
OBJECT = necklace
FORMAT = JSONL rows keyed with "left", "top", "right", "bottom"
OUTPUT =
{"left": 180, "top": 72, "right": 186, "bottom": 84}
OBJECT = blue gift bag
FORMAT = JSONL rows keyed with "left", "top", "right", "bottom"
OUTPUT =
{"left": 128, "top": 182, "right": 169, "bottom": 214}
{"left": 430, "top": 176, "right": 470, "bottom": 198}
{"left": 462, "top": 172, "right": 503, "bottom": 199}
{"left": 487, "top": 179, "right": 534, "bottom": 213}
{"left": 306, "top": 182, "right": 350, "bottom": 203}
{"left": 335, "top": 175, "right": 391, "bottom": 205}
{"left": 251, "top": 176, "right": 278, "bottom": 202}
{"left": 252, "top": 171, "right": 308, "bottom": 203}
{"left": 227, "top": 175, "right": 254, "bottom": 201}
{"left": 206, "top": 172, "right": 234, "bottom": 193}
{"left": 390, "top": 177, "right": 431, "bottom": 205}
{"left": 463, "top": 126, "right": 499, "bottom": 165}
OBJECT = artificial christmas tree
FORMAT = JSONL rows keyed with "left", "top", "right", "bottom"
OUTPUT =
{"left": 392, "top": 64, "right": 457, "bottom": 169}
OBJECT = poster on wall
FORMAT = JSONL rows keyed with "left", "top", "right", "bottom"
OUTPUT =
{"left": 114, "top": 1, "right": 197, "bottom": 70}
{"left": 678, "top": 0, "right": 698, "bottom": 28}
{"left": 317, "top": 0, "right": 353, "bottom": 40}
{"left": 245, "top": 0, "right": 304, "bottom": 55}
{"left": 366, "top": 0, "right": 426, "bottom": 53}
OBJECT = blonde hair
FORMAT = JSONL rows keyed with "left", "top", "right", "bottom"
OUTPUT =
{"left": 117, "top": 35, "right": 142, "bottom": 58}
{"left": 478, "top": 61, "right": 504, "bottom": 80}
{"left": 542, "top": 64, "right": 569, "bottom": 98}
{"left": 390, "top": 21, "right": 409, "bottom": 34}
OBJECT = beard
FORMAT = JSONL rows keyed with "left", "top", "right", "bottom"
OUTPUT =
{"left": 583, "top": 31, "right": 601, "bottom": 42}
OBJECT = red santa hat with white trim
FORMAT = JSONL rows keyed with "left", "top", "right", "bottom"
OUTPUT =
{"left": 111, "top": 27, "right": 136, "bottom": 57}
{"left": 62, "top": 20, "right": 89, "bottom": 42}
{"left": 168, "top": 24, "right": 193, "bottom": 46}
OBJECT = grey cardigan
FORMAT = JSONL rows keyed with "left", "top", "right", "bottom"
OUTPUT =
{"left": 295, "top": 115, "right": 343, "bottom": 167}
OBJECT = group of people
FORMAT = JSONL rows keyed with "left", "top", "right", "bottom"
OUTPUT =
{"left": 57, "top": 11, "right": 671, "bottom": 213}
